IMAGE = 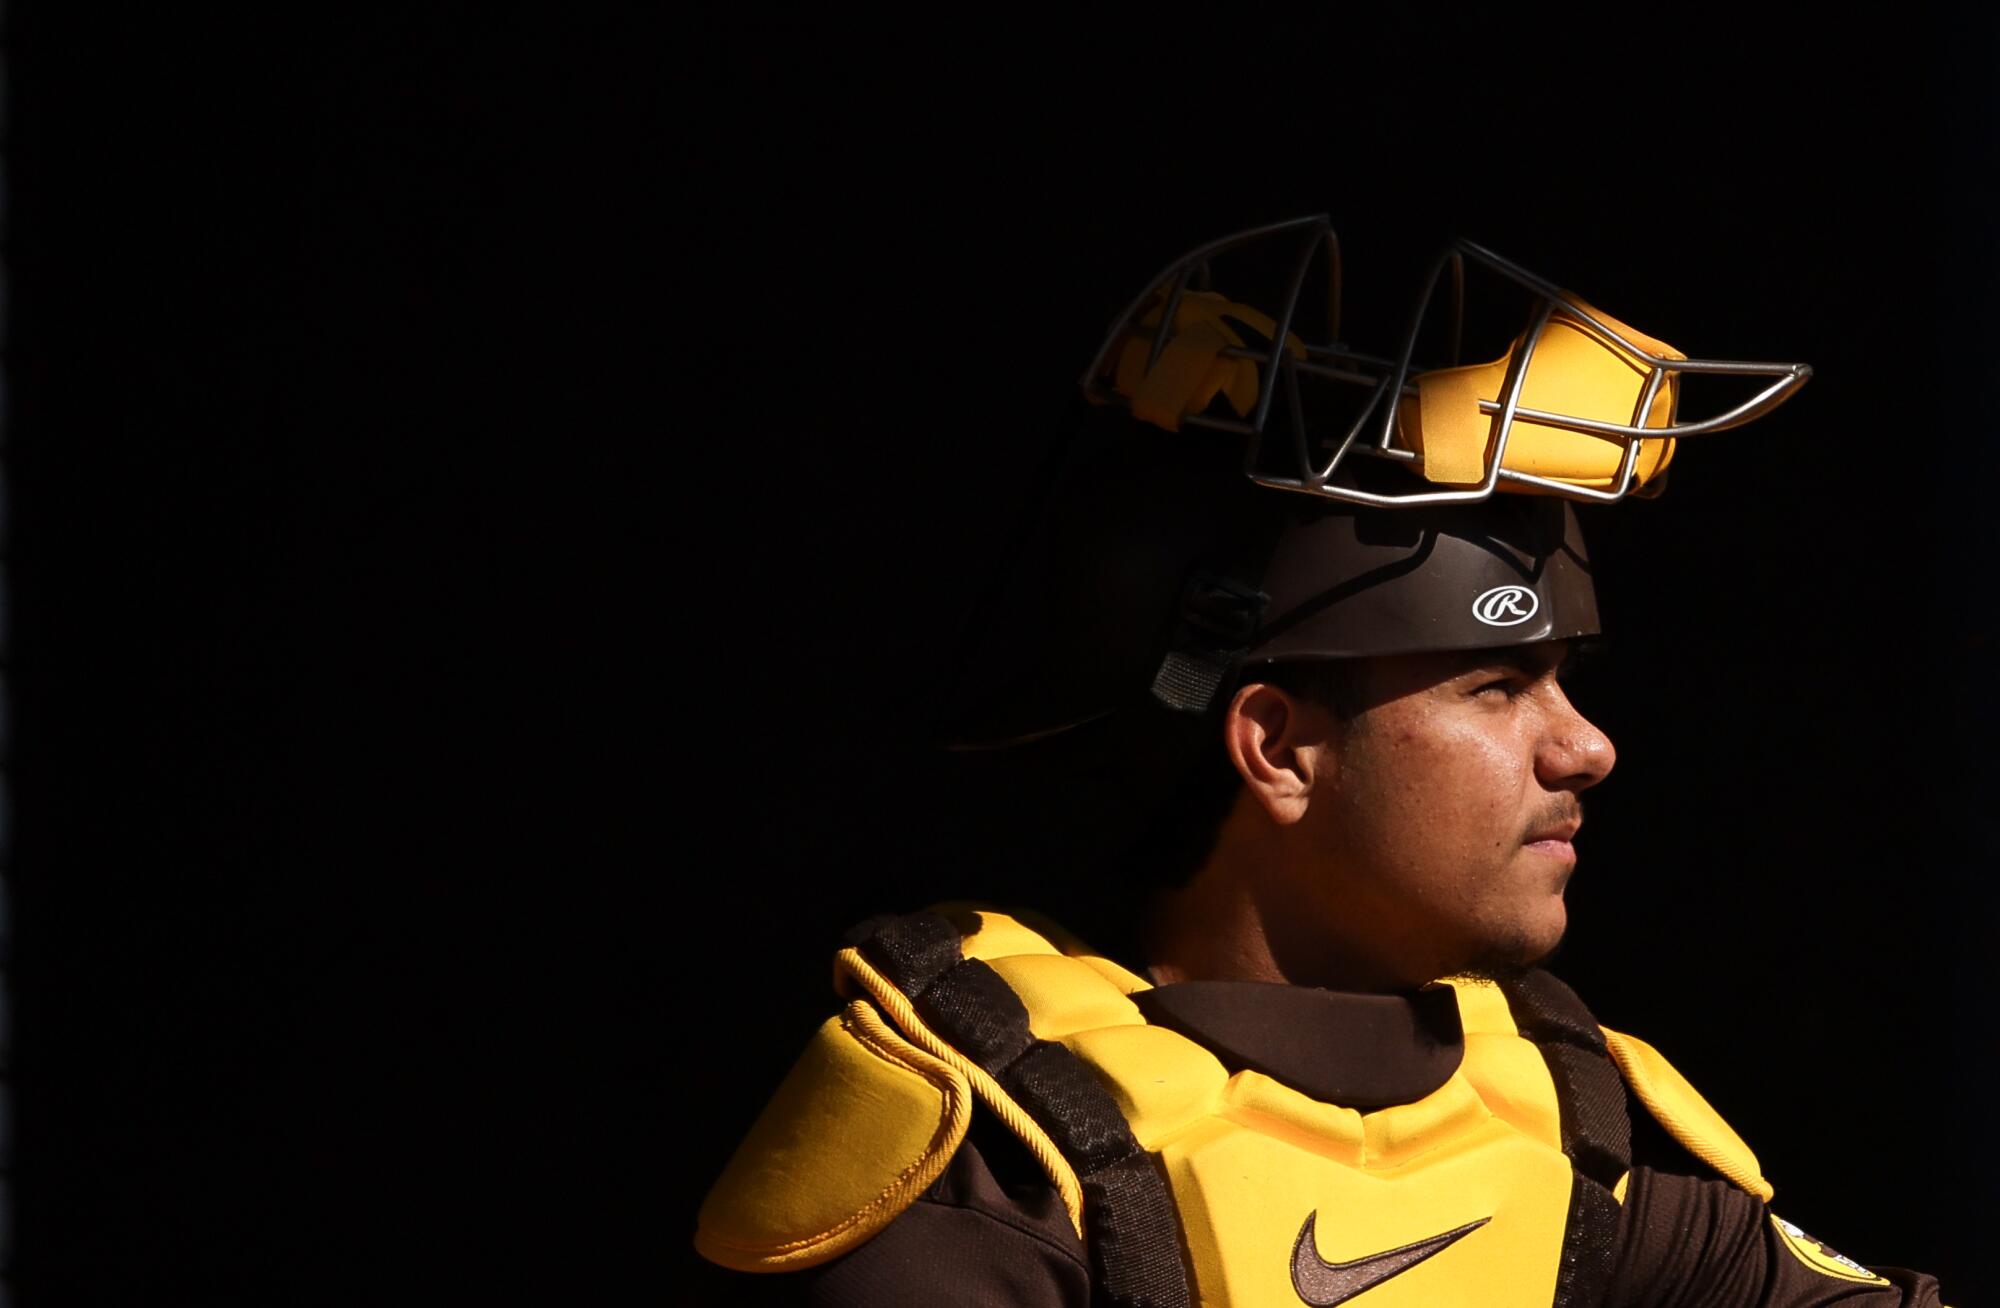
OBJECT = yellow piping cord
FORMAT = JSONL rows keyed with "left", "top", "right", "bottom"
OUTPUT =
{"left": 836, "top": 946, "right": 1088, "bottom": 1238}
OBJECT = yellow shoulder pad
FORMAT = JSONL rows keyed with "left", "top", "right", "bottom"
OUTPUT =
{"left": 694, "top": 1000, "right": 972, "bottom": 1272}
{"left": 1602, "top": 1027, "right": 1774, "bottom": 1202}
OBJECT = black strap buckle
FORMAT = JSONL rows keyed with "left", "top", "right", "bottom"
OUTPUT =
{"left": 1150, "top": 571, "right": 1269, "bottom": 713}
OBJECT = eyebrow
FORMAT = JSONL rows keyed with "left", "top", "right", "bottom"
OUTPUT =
{"left": 1458, "top": 641, "right": 1584, "bottom": 678}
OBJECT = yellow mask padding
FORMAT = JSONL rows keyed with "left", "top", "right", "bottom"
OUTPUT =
{"left": 1398, "top": 304, "right": 1682, "bottom": 490}
{"left": 1602, "top": 1027, "right": 1774, "bottom": 1202}
{"left": 1109, "top": 289, "right": 1306, "bottom": 432}
{"left": 693, "top": 1000, "right": 972, "bottom": 1272}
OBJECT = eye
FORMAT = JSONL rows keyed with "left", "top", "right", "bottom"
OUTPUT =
{"left": 1474, "top": 677, "right": 1519, "bottom": 701}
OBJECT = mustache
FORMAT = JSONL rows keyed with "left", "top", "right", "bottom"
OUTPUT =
{"left": 1526, "top": 796, "right": 1583, "bottom": 839}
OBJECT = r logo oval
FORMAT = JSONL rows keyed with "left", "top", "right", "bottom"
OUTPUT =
{"left": 1472, "top": 585, "right": 1540, "bottom": 627}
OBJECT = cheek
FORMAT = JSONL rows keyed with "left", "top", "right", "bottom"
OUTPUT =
{"left": 1378, "top": 722, "right": 1529, "bottom": 833}
{"left": 1324, "top": 748, "right": 1500, "bottom": 939}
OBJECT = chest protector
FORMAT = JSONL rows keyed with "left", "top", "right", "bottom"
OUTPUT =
{"left": 697, "top": 907, "right": 1773, "bottom": 1308}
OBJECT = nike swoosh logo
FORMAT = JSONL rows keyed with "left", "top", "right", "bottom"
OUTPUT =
{"left": 1290, "top": 1211, "right": 1491, "bottom": 1306}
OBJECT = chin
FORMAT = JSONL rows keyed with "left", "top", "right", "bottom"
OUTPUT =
{"left": 1452, "top": 923, "right": 1567, "bottom": 984}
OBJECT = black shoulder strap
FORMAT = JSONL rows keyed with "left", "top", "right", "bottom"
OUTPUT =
{"left": 847, "top": 912, "right": 1193, "bottom": 1308}
{"left": 1500, "top": 970, "right": 1633, "bottom": 1308}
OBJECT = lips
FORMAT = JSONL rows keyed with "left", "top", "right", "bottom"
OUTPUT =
{"left": 1523, "top": 814, "right": 1581, "bottom": 863}
{"left": 1524, "top": 837, "right": 1577, "bottom": 864}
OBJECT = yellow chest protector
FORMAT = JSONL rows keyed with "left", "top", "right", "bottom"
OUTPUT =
{"left": 697, "top": 907, "right": 1772, "bottom": 1308}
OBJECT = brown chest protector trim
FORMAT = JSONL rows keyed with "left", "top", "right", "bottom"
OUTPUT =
{"left": 1498, "top": 972, "right": 1633, "bottom": 1308}
{"left": 845, "top": 911, "right": 1194, "bottom": 1308}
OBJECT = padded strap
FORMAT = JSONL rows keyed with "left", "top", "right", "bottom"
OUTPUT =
{"left": 1500, "top": 970, "right": 1633, "bottom": 1308}
{"left": 856, "top": 911, "right": 1193, "bottom": 1308}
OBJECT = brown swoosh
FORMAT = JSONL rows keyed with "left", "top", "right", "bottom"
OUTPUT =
{"left": 1290, "top": 1211, "right": 1491, "bottom": 1305}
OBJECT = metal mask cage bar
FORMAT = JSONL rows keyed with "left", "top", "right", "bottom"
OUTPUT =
{"left": 1082, "top": 219, "right": 1813, "bottom": 508}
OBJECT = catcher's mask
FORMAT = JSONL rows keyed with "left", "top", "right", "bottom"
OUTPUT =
{"left": 1080, "top": 214, "right": 1810, "bottom": 507}
{"left": 939, "top": 219, "right": 1809, "bottom": 750}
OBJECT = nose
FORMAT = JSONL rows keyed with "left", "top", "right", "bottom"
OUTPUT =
{"left": 1538, "top": 684, "right": 1616, "bottom": 791}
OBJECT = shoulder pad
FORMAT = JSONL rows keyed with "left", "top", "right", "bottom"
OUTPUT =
{"left": 1602, "top": 1026, "right": 1774, "bottom": 1202}
{"left": 694, "top": 1000, "right": 972, "bottom": 1272}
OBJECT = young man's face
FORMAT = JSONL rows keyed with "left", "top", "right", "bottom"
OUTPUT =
{"left": 1277, "top": 641, "right": 1615, "bottom": 989}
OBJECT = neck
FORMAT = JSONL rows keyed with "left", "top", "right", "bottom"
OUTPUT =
{"left": 1143, "top": 842, "right": 1290, "bottom": 987}
{"left": 1143, "top": 792, "right": 1421, "bottom": 994}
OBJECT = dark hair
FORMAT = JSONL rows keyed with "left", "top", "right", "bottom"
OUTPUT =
{"left": 1119, "top": 658, "right": 1370, "bottom": 896}
{"left": 1249, "top": 658, "right": 1371, "bottom": 723}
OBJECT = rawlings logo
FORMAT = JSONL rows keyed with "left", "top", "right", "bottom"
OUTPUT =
{"left": 1472, "top": 585, "right": 1540, "bottom": 627}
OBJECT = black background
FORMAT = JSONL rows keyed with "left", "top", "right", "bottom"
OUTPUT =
{"left": 8, "top": 7, "right": 1992, "bottom": 1304}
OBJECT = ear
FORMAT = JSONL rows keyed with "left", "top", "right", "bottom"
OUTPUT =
{"left": 1221, "top": 682, "right": 1335, "bottom": 827}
